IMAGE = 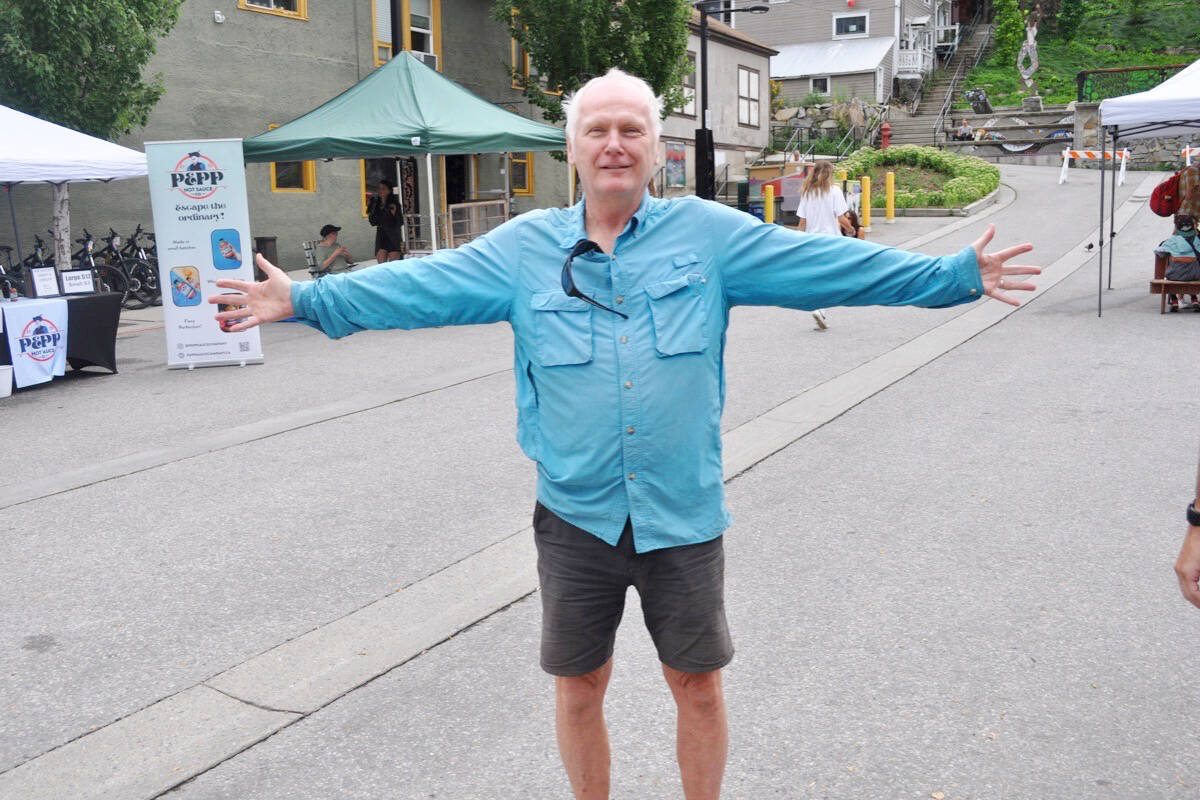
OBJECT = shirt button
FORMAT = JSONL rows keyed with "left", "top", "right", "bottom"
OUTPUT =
{"left": 620, "top": 335, "right": 628, "bottom": 344}
{"left": 624, "top": 380, "right": 633, "bottom": 389}
{"left": 626, "top": 426, "right": 635, "bottom": 435}
{"left": 627, "top": 472, "right": 636, "bottom": 480}
{"left": 969, "top": 288, "right": 978, "bottom": 295}
{"left": 615, "top": 295, "right": 624, "bottom": 304}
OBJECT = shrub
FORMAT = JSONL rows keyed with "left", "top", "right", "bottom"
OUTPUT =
{"left": 840, "top": 145, "right": 1000, "bottom": 208}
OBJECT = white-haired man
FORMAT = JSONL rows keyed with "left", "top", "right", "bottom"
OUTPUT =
{"left": 212, "top": 69, "right": 1039, "bottom": 799}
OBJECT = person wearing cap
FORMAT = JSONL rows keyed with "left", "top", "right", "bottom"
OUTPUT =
{"left": 316, "top": 224, "right": 355, "bottom": 274}
{"left": 212, "top": 68, "right": 1040, "bottom": 800}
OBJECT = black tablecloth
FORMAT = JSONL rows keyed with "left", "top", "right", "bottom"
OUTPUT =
{"left": 1, "top": 292, "right": 121, "bottom": 376}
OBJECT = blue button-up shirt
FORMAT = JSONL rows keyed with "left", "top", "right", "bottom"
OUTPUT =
{"left": 291, "top": 193, "right": 983, "bottom": 552}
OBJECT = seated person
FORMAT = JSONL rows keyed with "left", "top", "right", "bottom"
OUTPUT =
{"left": 841, "top": 208, "right": 867, "bottom": 240}
{"left": 1155, "top": 214, "right": 1200, "bottom": 311}
{"left": 315, "top": 224, "right": 355, "bottom": 275}
{"left": 953, "top": 119, "right": 974, "bottom": 141}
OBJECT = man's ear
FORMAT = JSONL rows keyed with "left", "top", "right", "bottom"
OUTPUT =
{"left": 566, "top": 138, "right": 575, "bottom": 166}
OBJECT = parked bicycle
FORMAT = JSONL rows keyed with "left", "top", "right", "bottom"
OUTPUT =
{"left": 97, "top": 228, "right": 156, "bottom": 308}
{"left": 119, "top": 224, "right": 160, "bottom": 305}
{"left": 76, "top": 229, "right": 130, "bottom": 306}
{"left": 0, "top": 244, "right": 26, "bottom": 297}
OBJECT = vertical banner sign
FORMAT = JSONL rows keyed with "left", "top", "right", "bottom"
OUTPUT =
{"left": 144, "top": 138, "right": 264, "bottom": 369}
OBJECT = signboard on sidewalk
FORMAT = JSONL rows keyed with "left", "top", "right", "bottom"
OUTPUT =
{"left": 145, "top": 138, "right": 264, "bottom": 369}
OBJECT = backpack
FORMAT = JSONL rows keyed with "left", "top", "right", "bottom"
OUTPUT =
{"left": 1150, "top": 172, "right": 1182, "bottom": 217}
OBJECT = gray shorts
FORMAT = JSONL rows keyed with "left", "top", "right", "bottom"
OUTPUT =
{"left": 533, "top": 502, "right": 734, "bottom": 677}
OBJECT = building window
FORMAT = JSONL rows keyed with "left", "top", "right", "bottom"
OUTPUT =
{"left": 679, "top": 53, "right": 696, "bottom": 117}
{"left": 267, "top": 125, "right": 316, "bottom": 192}
{"left": 239, "top": 0, "right": 307, "bottom": 20}
{"left": 810, "top": 76, "right": 830, "bottom": 95}
{"left": 737, "top": 66, "right": 760, "bottom": 127}
{"left": 509, "top": 11, "right": 559, "bottom": 94}
{"left": 372, "top": 0, "right": 392, "bottom": 65}
{"left": 410, "top": 0, "right": 434, "bottom": 55}
{"left": 833, "top": 12, "right": 869, "bottom": 38}
{"left": 509, "top": 152, "right": 533, "bottom": 195}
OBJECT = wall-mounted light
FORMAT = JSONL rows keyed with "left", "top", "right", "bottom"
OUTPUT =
{"left": 213, "top": 9, "right": 226, "bottom": 23}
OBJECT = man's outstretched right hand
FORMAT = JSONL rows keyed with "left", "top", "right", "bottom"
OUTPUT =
{"left": 209, "top": 252, "right": 294, "bottom": 332}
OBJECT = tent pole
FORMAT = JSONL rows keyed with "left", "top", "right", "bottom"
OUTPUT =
{"left": 1107, "top": 132, "right": 1117, "bottom": 290}
{"left": 505, "top": 152, "right": 512, "bottom": 221}
{"left": 6, "top": 185, "right": 23, "bottom": 268}
{"left": 1097, "top": 125, "right": 1105, "bottom": 318}
{"left": 426, "top": 152, "right": 438, "bottom": 251}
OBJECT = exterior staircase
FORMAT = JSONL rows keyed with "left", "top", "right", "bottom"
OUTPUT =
{"left": 886, "top": 24, "right": 994, "bottom": 148}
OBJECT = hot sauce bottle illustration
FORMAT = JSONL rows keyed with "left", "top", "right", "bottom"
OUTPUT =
{"left": 170, "top": 266, "right": 202, "bottom": 307}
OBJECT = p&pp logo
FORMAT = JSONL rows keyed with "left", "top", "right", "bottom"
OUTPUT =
{"left": 18, "top": 315, "right": 62, "bottom": 362}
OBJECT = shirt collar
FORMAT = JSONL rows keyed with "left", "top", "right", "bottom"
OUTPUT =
{"left": 558, "top": 190, "right": 655, "bottom": 249}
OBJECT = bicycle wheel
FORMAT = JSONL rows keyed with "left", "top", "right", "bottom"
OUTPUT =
{"left": 139, "top": 258, "right": 162, "bottom": 305}
{"left": 122, "top": 258, "right": 156, "bottom": 308}
{"left": 94, "top": 264, "right": 130, "bottom": 307}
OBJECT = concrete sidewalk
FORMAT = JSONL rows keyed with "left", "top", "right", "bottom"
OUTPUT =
{"left": 4, "top": 165, "right": 1198, "bottom": 799}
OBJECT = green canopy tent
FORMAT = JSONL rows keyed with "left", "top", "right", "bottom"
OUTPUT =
{"left": 242, "top": 51, "right": 566, "bottom": 250}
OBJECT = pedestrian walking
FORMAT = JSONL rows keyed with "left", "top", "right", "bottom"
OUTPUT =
{"left": 210, "top": 68, "right": 1039, "bottom": 800}
{"left": 794, "top": 160, "right": 856, "bottom": 329}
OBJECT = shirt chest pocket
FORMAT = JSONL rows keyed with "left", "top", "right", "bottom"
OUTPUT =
{"left": 645, "top": 273, "right": 707, "bottom": 357}
{"left": 530, "top": 290, "right": 593, "bottom": 366}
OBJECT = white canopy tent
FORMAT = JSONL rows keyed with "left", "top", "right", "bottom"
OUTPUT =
{"left": 1093, "top": 59, "right": 1200, "bottom": 315}
{"left": 0, "top": 104, "right": 148, "bottom": 266}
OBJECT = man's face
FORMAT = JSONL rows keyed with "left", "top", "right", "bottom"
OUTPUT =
{"left": 567, "top": 78, "right": 659, "bottom": 205}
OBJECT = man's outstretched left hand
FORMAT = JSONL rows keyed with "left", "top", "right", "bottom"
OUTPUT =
{"left": 973, "top": 223, "right": 1040, "bottom": 307}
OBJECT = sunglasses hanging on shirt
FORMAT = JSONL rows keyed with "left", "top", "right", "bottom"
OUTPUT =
{"left": 561, "top": 239, "right": 629, "bottom": 319}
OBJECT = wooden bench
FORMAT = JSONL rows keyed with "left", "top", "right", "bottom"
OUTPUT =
{"left": 1150, "top": 252, "right": 1200, "bottom": 313}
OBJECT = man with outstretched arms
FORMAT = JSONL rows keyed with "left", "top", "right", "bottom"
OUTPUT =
{"left": 211, "top": 69, "right": 1039, "bottom": 800}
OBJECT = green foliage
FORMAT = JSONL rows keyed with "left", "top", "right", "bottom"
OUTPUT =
{"left": 841, "top": 146, "right": 1000, "bottom": 208}
{"left": 1055, "top": 0, "right": 1085, "bottom": 40}
{"left": 799, "top": 91, "right": 827, "bottom": 108}
{"left": 992, "top": 0, "right": 1027, "bottom": 66}
{"left": 0, "top": 0, "right": 183, "bottom": 138}
{"left": 495, "top": 0, "right": 691, "bottom": 124}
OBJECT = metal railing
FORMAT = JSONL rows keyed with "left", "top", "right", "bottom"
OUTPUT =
{"left": 1076, "top": 64, "right": 1189, "bottom": 103}
{"left": 446, "top": 199, "right": 507, "bottom": 248}
{"left": 933, "top": 18, "right": 991, "bottom": 145}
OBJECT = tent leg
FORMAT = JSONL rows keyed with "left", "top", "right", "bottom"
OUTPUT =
{"left": 1097, "top": 126, "right": 1105, "bottom": 318}
{"left": 6, "top": 185, "right": 23, "bottom": 268}
{"left": 504, "top": 152, "right": 512, "bottom": 223}
{"left": 427, "top": 152, "right": 438, "bottom": 252}
{"left": 1107, "top": 133, "right": 1117, "bottom": 290}
{"left": 394, "top": 158, "right": 408, "bottom": 253}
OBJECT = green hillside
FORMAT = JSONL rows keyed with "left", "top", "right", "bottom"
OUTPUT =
{"left": 959, "top": 0, "right": 1198, "bottom": 108}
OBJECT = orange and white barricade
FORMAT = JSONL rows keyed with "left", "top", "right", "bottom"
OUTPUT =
{"left": 1058, "top": 148, "right": 1129, "bottom": 185}
{"left": 1184, "top": 146, "right": 1198, "bottom": 166}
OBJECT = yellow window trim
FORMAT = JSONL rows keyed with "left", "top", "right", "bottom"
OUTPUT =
{"left": 238, "top": 0, "right": 308, "bottom": 21}
{"left": 360, "top": 160, "right": 370, "bottom": 217}
{"left": 401, "top": 0, "right": 441, "bottom": 70}
{"left": 510, "top": 152, "right": 533, "bottom": 195}
{"left": 509, "top": 12, "right": 559, "bottom": 95}
{"left": 267, "top": 124, "right": 316, "bottom": 192}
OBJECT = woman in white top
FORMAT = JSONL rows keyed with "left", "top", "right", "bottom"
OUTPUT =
{"left": 794, "top": 160, "right": 855, "bottom": 328}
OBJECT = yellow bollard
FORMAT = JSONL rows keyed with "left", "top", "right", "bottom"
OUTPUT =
{"left": 860, "top": 175, "right": 871, "bottom": 231}
{"left": 885, "top": 170, "right": 895, "bottom": 224}
{"left": 763, "top": 184, "right": 775, "bottom": 225}
{"left": 837, "top": 169, "right": 847, "bottom": 182}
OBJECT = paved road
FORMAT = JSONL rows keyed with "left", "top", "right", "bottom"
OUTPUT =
{"left": 3, "top": 165, "right": 1198, "bottom": 799}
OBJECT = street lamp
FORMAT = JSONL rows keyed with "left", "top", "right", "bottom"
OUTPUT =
{"left": 694, "top": 1, "right": 769, "bottom": 200}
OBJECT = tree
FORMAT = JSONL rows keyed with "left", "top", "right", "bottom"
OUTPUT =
{"left": 0, "top": 0, "right": 183, "bottom": 268}
{"left": 494, "top": 0, "right": 692, "bottom": 126}
{"left": 992, "top": 0, "right": 1027, "bottom": 70}
{"left": 1055, "top": 0, "right": 1085, "bottom": 40}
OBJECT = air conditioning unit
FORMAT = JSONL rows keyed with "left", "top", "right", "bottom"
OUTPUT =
{"left": 415, "top": 51, "right": 438, "bottom": 70}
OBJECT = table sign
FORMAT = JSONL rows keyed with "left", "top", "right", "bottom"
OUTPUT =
{"left": 145, "top": 138, "right": 263, "bottom": 369}
{"left": 29, "top": 267, "right": 61, "bottom": 298}
{"left": 60, "top": 269, "right": 97, "bottom": 294}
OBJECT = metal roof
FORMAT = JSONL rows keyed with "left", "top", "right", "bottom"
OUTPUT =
{"left": 770, "top": 37, "right": 895, "bottom": 79}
